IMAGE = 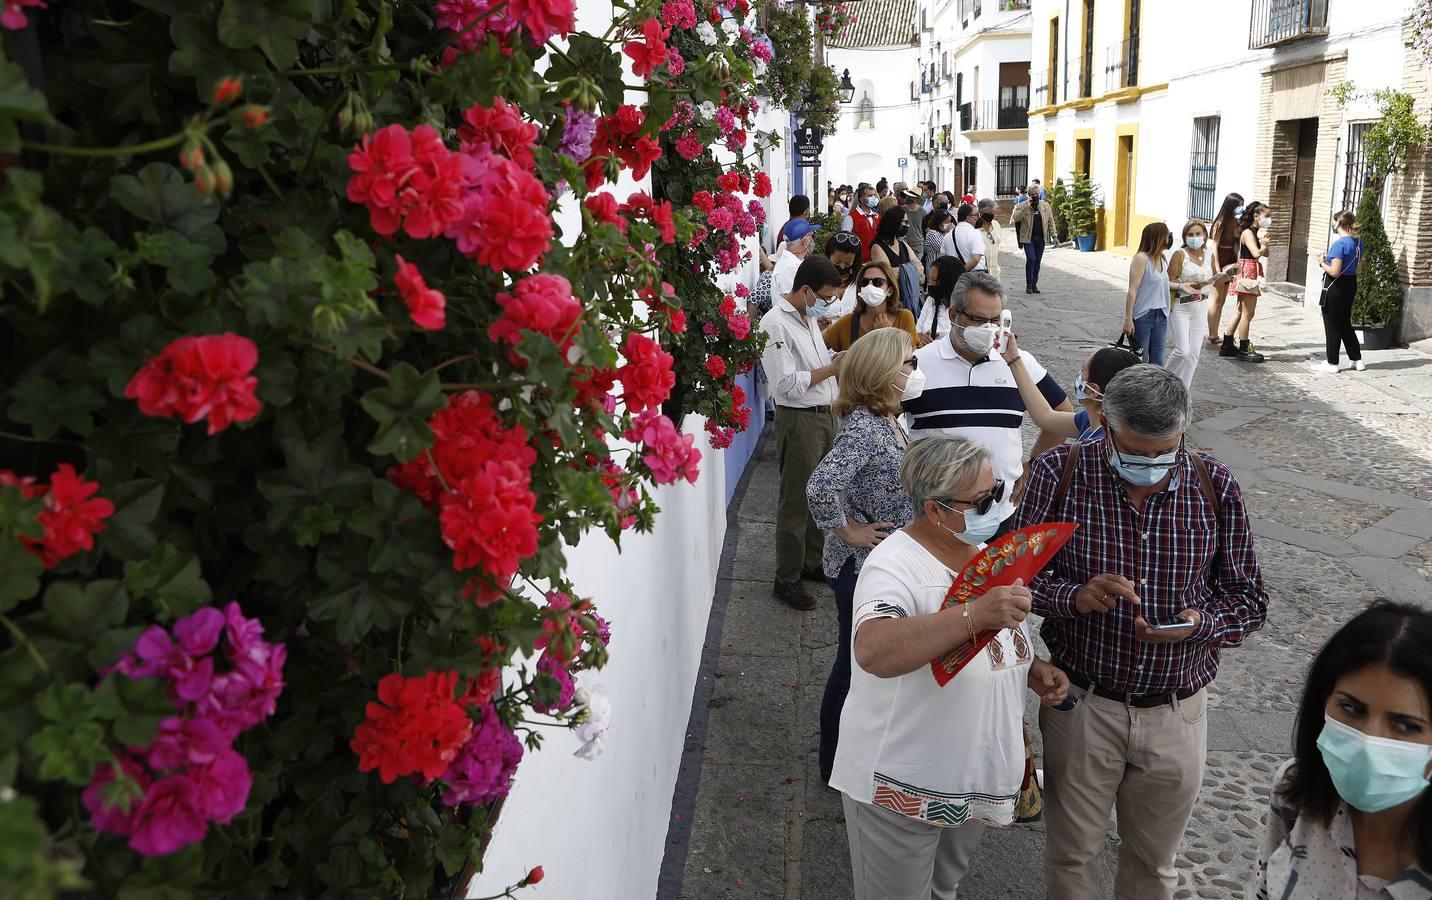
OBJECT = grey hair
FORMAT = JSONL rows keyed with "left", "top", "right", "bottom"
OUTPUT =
{"left": 900, "top": 436, "right": 989, "bottom": 511}
{"left": 977, "top": 197, "right": 996, "bottom": 211}
{"left": 950, "top": 270, "right": 1005, "bottom": 315}
{"left": 1101, "top": 365, "right": 1192, "bottom": 438}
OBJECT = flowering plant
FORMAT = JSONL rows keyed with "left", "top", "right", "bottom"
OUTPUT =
{"left": 0, "top": 0, "right": 787, "bottom": 896}
{"left": 815, "top": 2, "right": 856, "bottom": 40}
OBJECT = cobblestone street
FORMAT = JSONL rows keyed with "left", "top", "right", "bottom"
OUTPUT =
{"left": 659, "top": 243, "right": 1432, "bottom": 900}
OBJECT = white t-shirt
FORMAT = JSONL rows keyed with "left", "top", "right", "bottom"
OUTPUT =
{"left": 826, "top": 281, "right": 858, "bottom": 320}
{"left": 830, "top": 529, "right": 1033, "bottom": 828}
{"left": 915, "top": 298, "right": 953, "bottom": 339}
{"left": 771, "top": 250, "right": 802, "bottom": 302}
{"left": 941, "top": 221, "right": 987, "bottom": 271}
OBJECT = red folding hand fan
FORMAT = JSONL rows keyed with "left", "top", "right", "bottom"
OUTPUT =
{"left": 929, "top": 522, "right": 1078, "bottom": 687}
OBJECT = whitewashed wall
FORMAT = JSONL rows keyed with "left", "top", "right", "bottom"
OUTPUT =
{"left": 824, "top": 44, "right": 921, "bottom": 191}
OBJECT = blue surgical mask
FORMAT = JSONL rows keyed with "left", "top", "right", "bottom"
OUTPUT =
{"left": 865, "top": 195, "right": 879, "bottom": 210}
{"left": 1317, "top": 714, "right": 1432, "bottom": 813}
{"left": 1073, "top": 374, "right": 1102, "bottom": 403}
{"left": 1186, "top": 236, "right": 1205, "bottom": 250}
{"left": 804, "top": 289, "right": 830, "bottom": 319}
{"left": 935, "top": 500, "right": 1002, "bottom": 546}
{"left": 1105, "top": 436, "right": 1180, "bottom": 487}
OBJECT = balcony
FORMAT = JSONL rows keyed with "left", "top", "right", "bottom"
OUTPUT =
{"left": 1064, "top": 55, "right": 1094, "bottom": 101}
{"left": 967, "top": 98, "right": 1029, "bottom": 131}
{"left": 1104, "top": 38, "right": 1138, "bottom": 93}
{"left": 1249, "top": 0, "right": 1329, "bottom": 48}
{"left": 997, "top": 0, "right": 1031, "bottom": 8}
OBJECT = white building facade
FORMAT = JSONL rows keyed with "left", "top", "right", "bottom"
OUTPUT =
{"left": 1026, "top": 0, "right": 1431, "bottom": 339}
{"left": 912, "top": 0, "right": 1034, "bottom": 202}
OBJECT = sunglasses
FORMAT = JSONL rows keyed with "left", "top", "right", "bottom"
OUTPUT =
{"left": 940, "top": 480, "right": 1007, "bottom": 517}
{"left": 833, "top": 232, "right": 861, "bottom": 247}
{"left": 904, "top": 356, "right": 919, "bottom": 370}
{"left": 858, "top": 277, "right": 888, "bottom": 289}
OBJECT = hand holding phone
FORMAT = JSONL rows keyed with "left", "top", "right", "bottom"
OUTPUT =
{"left": 1135, "top": 610, "right": 1201, "bottom": 644}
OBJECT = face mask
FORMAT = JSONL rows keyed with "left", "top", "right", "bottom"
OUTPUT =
{"left": 865, "top": 195, "right": 879, "bottom": 210}
{"left": 935, "top": 499, "right": 1002, "bottom": 546}
{"left": 1259, "top": 216, "right": 1272, "bottom": 229}
{"left": 1186, "top": 236, "right": 1205, "bottom": 250}
{"left": 896, "top": 368, "right": 927, "bottom": 401}
{"left": 1317, "top": 714, "right": 1432, "bottom": 813}
{"left": 860, "top": 284, "right": 888, "bottom": 307}
{"left": 981, "top": 212, "right": 994, "bottom": 223}
{"left": 1073, "top": 374, "right": 1102, "bottom": 403}
{"left": 957, "top": 322, "right": 999, "bottom": 355}
{"left": 1105, "top": 437, "right": 1180, "bottom": 487}
{"left": 804, "top": 290, "right": 830, "bottom": 319}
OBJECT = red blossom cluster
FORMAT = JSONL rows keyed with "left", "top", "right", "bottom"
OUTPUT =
{"left": 616, "top": 333, "right": 676, "bottom": 413}
{"left": 124, "top": 333, "right": 262, "bottom": 435}
{"left": 625, "top": 410, "right": 700, "bottom": 485}
{"left": 623, "top": 18, "right": 670, "bottom": 79}
{"left": 488, "top": 273, "right": 584, "bottom": 364}
{"left": 394, "top": 255, "right": 446, "bottom": 330}
{"left": 617, "top": 192, "right": 676, "bottom": 244}
{"left": 351, "top": 671, "right": 472, "bottom": 784}
{"left": 583, "top": 105, "right": 662, "bottom": 191}
{"left": 0, "top": 464, "right": 114, "bottom": 569}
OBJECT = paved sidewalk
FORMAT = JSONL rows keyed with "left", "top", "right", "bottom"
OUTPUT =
{"left": 660, "top": 245, "right": 1432, "bottom": 900}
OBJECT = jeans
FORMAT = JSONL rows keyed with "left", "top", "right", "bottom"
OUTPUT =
{"left": 1024, "top": 237, "right": 1045, "bottom": 288}
{"left": 1132, "top": 309, "right": 1169, "bottom": 366}
{"left": 819, "top": 555, "right": 858, "bottom": 783}
{"left": 1166, "top": 298, "right": 1207, "bottom": 388}
{"left": 1322, "top": 275, "right": 1362, "bottom": 365}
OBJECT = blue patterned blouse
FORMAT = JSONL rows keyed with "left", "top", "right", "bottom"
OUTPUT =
{"left": 806, "top": 407, "right": 916, "bottom": 579}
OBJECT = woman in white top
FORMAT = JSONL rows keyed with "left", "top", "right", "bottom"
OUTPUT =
{"left": 977, "top": 198, "right": 1003, "bottom": 279}
{"left": 1165, "top": 220, "right": 1230, "bottom": 389}
{"left": 1255, "top": 601, "right": 1432, "bottom": 900}
{"left": 915, "top": 255, "right": 964, "bottom": 343}
{"left": 831, "top": 435, "right": 1071, "bottom": 900}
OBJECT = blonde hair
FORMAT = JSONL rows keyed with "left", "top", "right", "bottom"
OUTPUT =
{"left": 834, "top": 327, "right": 912, "bottom": 418}
{"left": 857, "top": 260, "right": 903, "bottom": 314}
{"left": 877, "top": 195, "right": 899, "bottom": 215}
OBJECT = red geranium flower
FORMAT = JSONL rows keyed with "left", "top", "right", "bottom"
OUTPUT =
{"left": 623, "top": 17, "right": 670, "bottom": 79}
{"left": 584, "top": 192, "right": 625, "bottom": 231}
{"left": 753, "top": 171, "right": 772, "bottom": 198}
{"left": 704, "top": 355, "right": 727, "bottom": 379}
{"left": 351, "top": 671, "right": 473, "bottom": 784}
{"left": 489, "top": 273, "right": 583, "bottom": 360}
{"left": 691, "top": 191, "right": 715, "bottom": 212}
{"left": 458, "top": 97, "right": 538, "bottom": 171}
{"left": 394, "top": 255, "right": 446, "bottom": 330}
{"left": 616, "top": 333, "right": 675, "bottom": 413}
{"left": 124, "top": 333, "right": 262, "bottom": 435}
{"left": 507, "top": 0, "right": 575, "bottom": 42}
{"left": 439, "top": 460, "right": 542, "bottom": 579}
{"left": 446, "top": 153, "right": 552, "bottom": 273}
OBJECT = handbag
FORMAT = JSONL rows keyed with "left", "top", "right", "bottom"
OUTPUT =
{"left": 1015, "top": 727, "right": 1043, "bottom": 823}
{"left": 1113, "top": 330, "right": 1143, "bottom": 360}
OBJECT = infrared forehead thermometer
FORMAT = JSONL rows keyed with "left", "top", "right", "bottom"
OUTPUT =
{"left": 998, "top": 309, "right": 1012, "bottom": 350}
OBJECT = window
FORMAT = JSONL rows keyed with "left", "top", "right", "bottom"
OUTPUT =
{"left": 996, "top": 156, "right": 1028, "bottom": 196}
{"left": 1187, "top": 116, "right": 1220, "bottom": 220}
{"left": 1341, "top": 121, "right": 1373, "bottom": 213}
{"left": 963, "top": 157, "right": 978, "bottom": 193}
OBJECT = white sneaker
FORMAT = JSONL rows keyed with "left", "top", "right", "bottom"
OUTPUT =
{"left": 1353, "top": 360, "right": 1367, "bottom": 372}
{"left": 1311, "top": 362, "right": 1340, "bottom": 374}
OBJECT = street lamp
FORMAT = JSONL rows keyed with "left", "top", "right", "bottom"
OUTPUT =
{"left": 838, "top": 69, "right": 855, "bottom": 104}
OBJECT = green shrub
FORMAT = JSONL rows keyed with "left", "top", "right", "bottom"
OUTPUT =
{"left": 1351, "top": 189, "right": 1403, "bottom": 325}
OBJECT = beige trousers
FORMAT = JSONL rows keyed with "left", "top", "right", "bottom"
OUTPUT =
{"left": 773, "top": 406, "right": 835, "bottom": 583}
{"left": 1039, "top": 684, "right": 1208, "bottom": 900}
{"left": 841, "top": 793, "right": 988, "bottom": 900}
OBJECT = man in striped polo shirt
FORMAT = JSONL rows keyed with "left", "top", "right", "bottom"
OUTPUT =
{"left": 903, "top": 271, "right": 1071, "bottom": 535}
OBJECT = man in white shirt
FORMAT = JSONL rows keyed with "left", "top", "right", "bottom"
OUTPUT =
{"left": 940, "top": 203, "right": 986, "bottom": 272}
{"left": 759, "top": 255, "right": 847, "bottom": 610}
{"left": 771, "top": 219, "right": 818, "bottom": 301}
{"left": 903, "top": 271, "right": 1072, "bottom": 534}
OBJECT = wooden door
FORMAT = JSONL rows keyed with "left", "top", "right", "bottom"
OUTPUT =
{"left": 1287, "top": 117, "right": 1318, "bottom": 286}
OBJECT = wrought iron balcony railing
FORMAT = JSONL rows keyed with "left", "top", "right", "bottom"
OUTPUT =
{"left": 1249, "top": 0, "right": 1329, "bottom": 48}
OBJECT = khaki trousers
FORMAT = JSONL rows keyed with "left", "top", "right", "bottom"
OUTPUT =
{"left": 1039, "top": 684, "right": 1207, "bottom": 900}
{"left": 773, "top": 406, "right": 835, "bottom": 584}
{"left": 842, "top": 794, "right": 988, "bottom": 900}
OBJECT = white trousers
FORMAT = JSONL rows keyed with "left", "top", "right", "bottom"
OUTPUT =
{"left": 842, "top": 793, "right": 989, "bottom": 900}
{"left": 1166, "top": 298, "right": 1207, "bottom": 389}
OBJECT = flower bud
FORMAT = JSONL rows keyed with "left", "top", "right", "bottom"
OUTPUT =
{"left": 212, "top": 159, "right": 234, "bottom": 197}
{"left": 337, "top": 107, "right": 353, "bottom": 133}
{"left": 235, "top": 105, "right": 270, "bottom": 129}
{"left": 178, "top": 140, "right": 206, "bottom": 171}
{"left": 193, "top": 166, "right": 216, "bottom": 196}
{"left": 521, "top": 866, "right": 544, "bottom": 886}
{"left": 211, "top": 76, "right": 244, "bottom": 107}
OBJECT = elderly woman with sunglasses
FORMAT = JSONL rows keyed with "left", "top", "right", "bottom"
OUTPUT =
{"left": 823, "top": 260, "right": 919, "bottom": 353}
{"left": 830, "top": 434, "right": 1071, "bottom": 900}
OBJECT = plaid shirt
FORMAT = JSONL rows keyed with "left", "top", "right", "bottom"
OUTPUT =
{"left": 1015, "top": 441, "right": 1268, "bottom": 695}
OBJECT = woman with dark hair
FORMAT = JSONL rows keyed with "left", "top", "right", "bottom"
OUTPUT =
{"left": 1220, "top": 201, "right": 1272, "bottom": 363}
{"left": 1313, "top": 209, "right": 1366, "bottom": 374}
{"left": 870, "top": 206, "right": 923, "bottom": 281}
{"left": 1000, "top": 338, "right": 1139, "bottom": 442}
{"left": 922, "top": 209, "right": 954, "bottom": 277}
{"left": 916, "top": 255, "right": 965, "bottom": 342}
{"left": 824, "top": 231, "right": 864, "bottom": 319}
{"left": 822, "top": 260, "right": 919, "bottom": 353}
{"left": 1123, "top": 222, "right": 1173, "bottom": 365}
{"left": 1166, "top": 219, "right": 1231, "bottom": 389}
{"left": 1207, "top": 192, "right": 1244, "bottom": 345}
{"left": 1255, "top": 602, "right": 1432, "bottom": 898}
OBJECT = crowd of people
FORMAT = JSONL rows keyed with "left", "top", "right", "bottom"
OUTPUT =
{"left": 753, "top": 176, "right": 1429, "bottom": 900}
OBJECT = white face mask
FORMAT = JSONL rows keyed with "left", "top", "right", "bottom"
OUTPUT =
{"left": 958, "top": 322, "right": 1000, "bottom": 355}
{"left": 896, "top": 368, "right": 927, "bottom": 401}
{"left": 1259, "top": 216, "right": 1272, "bottom": 230}
{"left": 860, "top": 283, "right": 888, "bottom": 307}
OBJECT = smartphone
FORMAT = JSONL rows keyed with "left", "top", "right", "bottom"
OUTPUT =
{"left": 1148, "top": 620, "right": 1196, "bottom": 635}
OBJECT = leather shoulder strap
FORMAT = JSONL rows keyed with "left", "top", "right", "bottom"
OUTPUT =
{"left": 1188, "top": 452, "right": 1222, "bottom": 518}
{"left": 1050, "top": 442, "right": 1082, "bottom": 513}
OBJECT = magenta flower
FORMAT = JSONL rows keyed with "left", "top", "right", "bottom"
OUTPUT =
{"left": 145, "top": 717, "right": 231, "bottom": 771}
{"left": 116, "top": 607, "right": 224, "bottom": 703}
{"left": 440, "top": 704, "right": 524, "bottom": 806}
{"left": 129, "top": 774, "right": 207, "bottom": 857}
{"left": 533, "top": 652, "right": 576, "bottom": 713}
{"left": 82, "top": 757, "right": 151, "bottom": 838}
{"left": 187, "top": 749, "right": 252, "bottom": 824}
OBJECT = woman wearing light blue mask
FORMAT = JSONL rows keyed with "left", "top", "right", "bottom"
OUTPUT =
{"left": 1256, "top": 602, "right": 1432, "bottom": 899}
{"left": 1001, "top": 335, "right": 1139, "bottom": 443}
{"left": 830, "top": 435, "right": 1071, "bottom": 900}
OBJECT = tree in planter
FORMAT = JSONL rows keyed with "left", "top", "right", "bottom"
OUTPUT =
{"left": 1049, "top": 178, "right": 1072, "bottom": 243}
{"left": 1352, "top": 187, "right": 1402, "bottom": 326}
{"left": 1066, "top": 174, "right": 1101, "bottom": 242}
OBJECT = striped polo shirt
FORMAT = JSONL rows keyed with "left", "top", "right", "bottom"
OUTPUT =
{"left": 903, "top": 338, "right": 1067, "bottom": 521}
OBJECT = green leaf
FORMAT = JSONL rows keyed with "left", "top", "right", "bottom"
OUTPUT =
{"left": 117, "top": 844, "right": 204, "bottom": 900}
{"left": 98, "top": 479, "right": 166, "bottom": 561}
{"left": 293, "top": 503, "right": 342, "bottom": 547}
{"left": 124, "top": 545, "right": 212, "bottom": 620}
{"left": 0, "top": 540, "right": 42, "bottom": 613}
{"left": 0, "top": 54, "right": 52, "bottom": 155}
{"left": 110, "top": 163, "right": 223, "bottom": 248}
{"left": 109, "top": 676, "right": 173, "bottom": 747}
{"left": 257, "top": 431, "right": 371, "bottom": 532}
{"left": 6, "top": 376, "right": 104, "bottom": 439}
{"left": 217, "top": 0, "right": 313, "bottom": 70}
{"left": 359, "top": 363, "right": 443, "bottom": 463}
{"left": 25, "top": 683, "right": 109, "bottom": 784}
{"left": 127, "top": 229, "right": 219, "bottom": 296}
{"left": 0, "top": 484, "right": 43, "bottom": 541}
{"left": 42, "top": 580, "right": 129, "bottom": 643}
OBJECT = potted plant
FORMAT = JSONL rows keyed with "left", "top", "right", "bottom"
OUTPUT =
{"left": 1350, "top": 188, "right": 1402, "bottom": 350}
{"left": 1049, "top": 178, "right": 1071, "bottom": 244}
{"left": 1067, "top": 174, "right": 1100, "bottom": 252}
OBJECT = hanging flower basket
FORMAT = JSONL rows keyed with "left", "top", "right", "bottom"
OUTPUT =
{"left": 815, "top": 2, "right": 855, "bottom": 40}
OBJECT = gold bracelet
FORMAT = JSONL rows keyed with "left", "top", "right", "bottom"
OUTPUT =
{"left": 961, "top": 602, "right": 978, "bottom": 644}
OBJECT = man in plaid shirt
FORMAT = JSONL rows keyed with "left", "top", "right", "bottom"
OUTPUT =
{"left": 1014, "top": 365, "right": 1268, "bottom": 900}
